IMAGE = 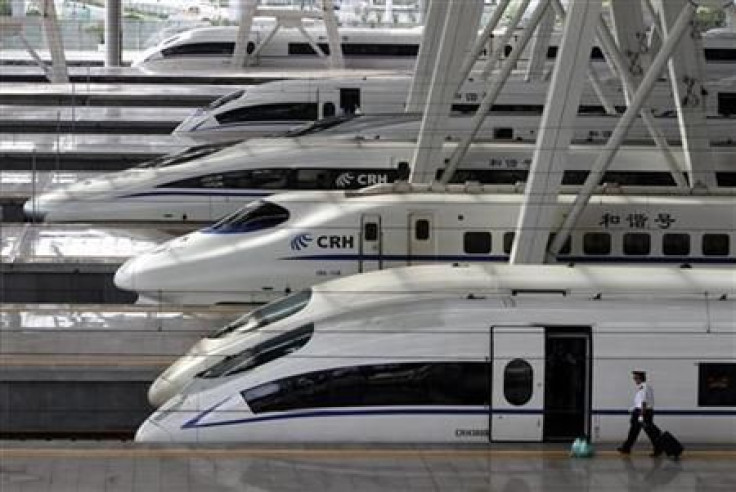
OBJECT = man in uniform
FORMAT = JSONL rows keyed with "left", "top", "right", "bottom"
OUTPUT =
{"left": 617, "top": 370, "right": 662, "bottom": 456}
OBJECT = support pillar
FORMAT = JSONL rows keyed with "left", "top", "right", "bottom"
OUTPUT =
{"left": 525, "top": 8, "right": 555, "bottom": 81}
{"left": 405, "top": 0, "right": 449, "bottom": 112}
{"left": 41, "top": 0, "right": 68, "bottom": 83}
{"left": 105, "top": 0, "right": 122, "bottom": 67}
{"left": 232, "top": 0, "right": 258, "bottom": 68}
{"left": 510, "top": 0, "right": 603, "bottom": 265}
{"left": 322, "top": 0, "right": 345, "bottom": 69}
{"left": 409, "top": 0, "right": 483, "bottom": 183}
{"left": 457, "top": 0, "right": 513, "bottom": 86}
{"left": 657, "top": 0, "right": 718, "bottom": 188}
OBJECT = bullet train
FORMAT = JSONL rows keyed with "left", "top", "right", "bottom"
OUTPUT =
{"left": 23, "top": 135, "right": 736, "bottom": 224}
{"left": 135, "top": 263, "right": 736, "bottom": 443}
{"left": 114, "top": 185, "right": 736, "bottom": 306}
{"left": 133, "top": 23, "right": 736, "bottom": 74}
{"left": 176, "top": 75, "right": 736, "bottom": 142}
{"left": 144, "top": 263, "right": 736, "bottom": 408}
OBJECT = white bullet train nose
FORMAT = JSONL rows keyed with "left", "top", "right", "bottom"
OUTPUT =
{"left": 114, "top": 258, "right": 139, "bottom": 292}
{"left": 135, "top": 418, "right": 174, "bottom": 443}
{"left": 148, "top": 376, "right": 178, "bottom": 408}
{"left": 22, "top": 198, "right": 46, "bottom": 221}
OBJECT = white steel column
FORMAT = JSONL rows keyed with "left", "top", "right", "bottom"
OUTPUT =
{"left": 232, "top": 0, "right": 258, "bottom": 68}
{"left": 409, "top": 0, "right": 483, "bottom": 183}
{"left": 510, "top": 0, "right": 603, "bottom": 265}
{"left": 405, "top": 0, "right": 448, "bottom": 112}
{"left": 457, "top": 0, "right": 512, "bottom": 86}
{"left": 439, "top": 0, "right": 551, "bottom": 183}
{"left": 609, "top": 0, "right": 650, "bottom": 86}
{"left": 525, "top": 8, "right": 555, "bottom": 81}
{"left": 658, "top": 0, "right": 720, "bottom": 188}
{"left": 322, "top": 0, "right": 345, "bottom": 69}
{"left": 105, "top": 0, "right": 122, "bottom": 67}
{"left": 480, "top": 0, "right": 532, "bottom": 79}
{"left": 41, "top": 0, "right": 68, "bottom": 83}
{"left": 549, "top": 2, "right": 700, "bottom": 256}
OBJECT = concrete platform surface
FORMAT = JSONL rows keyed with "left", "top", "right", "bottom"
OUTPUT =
{"left": 0, "top": 442, "right": 734, "bottom": 492}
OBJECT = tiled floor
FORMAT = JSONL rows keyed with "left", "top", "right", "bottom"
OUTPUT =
{"left": 1, "top": 443, "right": 734, "bottom": 492}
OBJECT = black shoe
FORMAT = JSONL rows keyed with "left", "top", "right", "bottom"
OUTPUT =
{"left": 617, "top": 447, "right": 631, "bottom": 455}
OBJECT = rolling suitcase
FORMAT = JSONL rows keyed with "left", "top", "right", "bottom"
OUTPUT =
{"left": 656, "top": 431, "right": 684, "bottom": 459}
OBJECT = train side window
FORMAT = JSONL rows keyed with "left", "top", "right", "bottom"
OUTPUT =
{"left": 242, "top": 362, "right": 490, "bottom": 414}
{"left": 415, "top": 219, "right": 430, "bottom": 241}
{"left": 503, "top": 232, "right": 515, "bottom": 254}
{"left": 698, "top": 363, "right": 736, "bottom": 407}
{"left": 216, "top": 103, "right": 319, "bottom": 124}
{"left": 504, "top": 359, "right": 533, "bottom": 406}
{"left": 702, "top": 234, "right": 730, "bottom": 256}
{"left": 322, "top": 102, "right": 336, "bottom": 118}
{"left": 583, "top": 233, "right": 611, "bottom": 255}
{"left": 464, "top": 232, "right": 492, "bottom": 254}
{"left": 547, "top": 233, "right": 571, "bottom": 255}
{"left": 161, "top": 42, "right": 235, "bottom": 57}
{"left": 623, "top": 233, "right": 651, "bottom": 256}
{"left": 662, "top": 233, "right": 690, "bottom": 256}
{"left": 364, "top": 223, "right": 378, "bottom": 241}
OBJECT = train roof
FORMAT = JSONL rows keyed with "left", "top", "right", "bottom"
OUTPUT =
{"left": 309, "top": 264, "right": 736, "bottom": 299}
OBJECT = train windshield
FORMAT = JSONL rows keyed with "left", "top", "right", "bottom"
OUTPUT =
{"left": 209, "top": 289, "right": 312, "bottom": 339}
{"left": 134, "top": 142, "right": 234, "bottom": 169}
{"left": 205, "top": 200, "right": 290, "bottom": 234}
{"left": 199, "top": 323, "right": 314, "bottom": 379}
{"left": 206, "top": 90, "right": 246, "bottom": 110}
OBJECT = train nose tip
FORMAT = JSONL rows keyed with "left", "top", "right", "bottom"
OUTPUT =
{"left": 22, "top": 198, "right": 47, "bottom": 221}
{"left": 135, "top": 419, "right": 174, "bottom": 443}
{"left": 148, "top": 377, "right": 177, "bottom": 408}
{"left": 114, "top": 260, "right": 137, "bottom": 291}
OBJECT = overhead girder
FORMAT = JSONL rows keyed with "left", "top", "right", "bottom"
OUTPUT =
{"left": 548, "top": 0, "right": 713, "bottom": 258}
{"left": 509, "top": 0, "right": 603, "bottom": 265}
{"left": 408, "top": 0, "right": 483, "bottom": 183}
{"left": 105, "top": 0, "right": 122, "bottom": 67}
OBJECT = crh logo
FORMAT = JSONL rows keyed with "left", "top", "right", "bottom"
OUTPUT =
{"left": 335, "top": 172, "right": 355, "bottom": 188}
{"left": 290, "top": 233, "right": 313, "bottom": 251}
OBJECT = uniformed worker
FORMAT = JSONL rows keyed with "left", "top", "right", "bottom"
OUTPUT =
{"left": 618, "top": 370, "right": 662, "bottom": 456}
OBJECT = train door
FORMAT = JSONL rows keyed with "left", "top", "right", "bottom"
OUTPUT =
{"left": 407, "top": 212, "right": 436, "bottom": 265}
{"left": 543, "top": 329, "right": 592, "bottom": 442}
{"left": 490, "top": 326, "right": 545, "bottom": 441}
{"left": 340, "top": 88, "right": 362, "bottom": 114}
{"left": 359, "top": 214, "right": 382, "bottom": 272}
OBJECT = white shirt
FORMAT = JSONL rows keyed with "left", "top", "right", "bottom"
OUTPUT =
{"left": 633, "top": 382, "right": 654, "bottom": 410}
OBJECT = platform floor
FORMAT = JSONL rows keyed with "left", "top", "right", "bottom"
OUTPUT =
{"left": 1, "top": 443, "right": 734, "bottom": 492}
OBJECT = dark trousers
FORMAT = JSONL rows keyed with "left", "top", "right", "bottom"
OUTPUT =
{"left": 621, "top": 408, "right": 662, "bottom": 451}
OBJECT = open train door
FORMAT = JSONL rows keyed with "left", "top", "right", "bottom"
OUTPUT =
{"left": 359, "top": 214, "right": 382, "bottom": 272}
{"left": 490, "top": 326, "right": 545, "bottom": 442}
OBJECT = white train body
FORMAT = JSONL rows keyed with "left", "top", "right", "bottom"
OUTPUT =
{"left": 145, "top": 264, "right": 736, "bottom": 408}
{"left": 113, "top": 188, "right": 736, "bottom": 306}
{"left": 133, "top": 25, "right": 423, "bottom": 71}
{"left": 174, "top": 75, "right": 736, "bottom": 143}
{"left": 135, "top": 264, "right": 736, "bottom": 444}
{"left": 24, "top": 138, "right": 736, "bottom": 224}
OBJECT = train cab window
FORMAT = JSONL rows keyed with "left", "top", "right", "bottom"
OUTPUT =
{"left": 200, "top": 323, "right": 314, "bottom": 379}
{"left": 209, "top": 289, "right": 312, "bottom": 339}
{"left": 206, "top": 200, "right": 290, "bottom": 234}
{"left": 242, "top": 362, "right": 489, "bottom": 414}
{"left": 702, "top": 234, "right": 730, "bottom": 256}
{"left": 206, "top": 90, "right": 246, "bottom": 111}
{"left": 415, "top": 219, "right": 430, "bottom": 241}
{"left": 503, "top": 232, "right": 515, "bottom": 254}
{"left": 698, "top": 363, "right": 736, "bottom": 407}
{"left": 364, "top": 222, "right": 379, "bottom": 241}
{"left": 215, "top": 103, "right": 319, "bottom": 125}
{"left": 137, "top": 142, "right": 231, "bottom": 170}
{"left": 583, "top": 233, "right": 611, "bottom": 255}
{"left": 504, "top": 359, "right": 533, "bottom": 406}
{"left": 464, "top": 232, "right": 492, "bottom": 254}
{"left": 662, "top": 234, "right": 690, "bottom": 256}
{"left": 623, "top": 233, "right": 651, "bottom": 256}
